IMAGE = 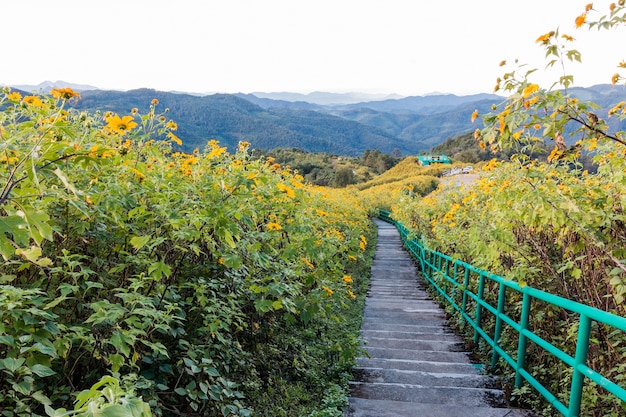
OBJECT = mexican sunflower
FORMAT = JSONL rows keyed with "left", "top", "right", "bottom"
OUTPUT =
{"left": 106, "top": 114, "right": 138, "bottom": 134}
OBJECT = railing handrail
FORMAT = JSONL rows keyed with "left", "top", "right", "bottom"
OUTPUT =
{"left": 377, "top": 209, "right": 626, "bottom": 417}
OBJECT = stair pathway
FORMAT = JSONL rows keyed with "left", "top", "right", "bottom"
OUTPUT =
{"left": 346, "top": 219, "right": 534, "bottom": 417}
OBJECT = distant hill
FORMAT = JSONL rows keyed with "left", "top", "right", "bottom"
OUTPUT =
{"left": 249, "top": 91, "right": 404, "bottom": 105}
{"left": 36, "top": 83, "right": 626, "bottom": 157}
{"left": 11, "top": 80, "right": 99, "bottom": 93}
{"left": 334, "top": 93, "right": 504, "bottom": 115}
{"left": 72, "top": 89, "right": 421, "bottom": 156}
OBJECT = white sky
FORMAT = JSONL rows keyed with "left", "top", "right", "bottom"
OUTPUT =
{"left": 2, "top": 0, "right": 623, "bottom": 96}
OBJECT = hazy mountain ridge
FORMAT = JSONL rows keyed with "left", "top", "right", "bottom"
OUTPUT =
{"left": 71, "top": 89, "right": 419, "bottom": 156}
{"left": 7, "top": 83, "right": 623, "bottom": 156}
{"left": 10, "top": 80, "right": 99, "bottom": 92}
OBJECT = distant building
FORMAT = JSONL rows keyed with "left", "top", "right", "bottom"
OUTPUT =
{"left": 417, "top": 154, "right": 451, "bottom": 166}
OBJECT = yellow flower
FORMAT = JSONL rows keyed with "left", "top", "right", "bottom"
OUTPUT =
{"left": 277, "top": 183, "right": 295, "bottom": 199}
{"left": 267, "top": 222, "right": 282, "bottom": 231}
{"left": 238, "top": 141, "right": 250, "bottom": 152}
{"left": 343, "top": 275, "right": 353, "bottom": 284}
{"left": 575, "top": 13, "right": 587, "bottom": 28}
{"left": 348, "top": 255, "right": 357, "bottom": 261}
{"left": 471, "top": 109, "right": 479, "bottom": 123}
{"left": 167, "top": 132, "right": 183, "bottom": 146}
{"left": 585, "top": 3, "right": 593, "bottom": 12}
{"left": 348, "top": 290, "right": 356, "bottom": 299}
{"left": 181, "top": 156, "right": 198, "bottom": 168}
{"left": 612, "top": 73, "right": 621, "bottom": 85}
{"left": 151, "top": 98, "right": 159, "bottom": 105}
{"left": 207, "top": 146, "right": 227, "bottom": 159}
{"left": 301, "top": 257, "right": 315, "bottom": 269}
{"left": 166, "top": 120, "right": 178, "bottom": 130}
{"left": 106, "top": 114, "right": 138, "bottom": 134}
{"left": 50, "top": 87, "right": 80, "bottom": 101}
{"left": 521, "top": 84, "right": 539, "bottom": 98}
{"left": 23, "top": 95, "right": 44, "bottom": 107}
{"left": 101, "top": 150, "right": 115, "bottom": 159}
{"left": 129, "top": 167, "right": 146, "bottom": 179}
{"left": 535, "top": 32, "right": 553, "bottom": 44}
{"left": 321, "top": 286, "right": 334, "bottom": 297}
{"left": 7, "top": 92, "right": 21, "bottom": 101}
{"left": 561, "top": 34, "right": 575, "bottom": 42}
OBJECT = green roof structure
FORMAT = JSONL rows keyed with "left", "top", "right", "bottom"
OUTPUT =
{"left": 417, "top": 154, "right": 451, "bottom": 166}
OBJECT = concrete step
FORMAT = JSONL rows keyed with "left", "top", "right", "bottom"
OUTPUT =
{"left": 348, "top": 382, "right": 506, "bottom": 407}
{"left": 360, "top": 346, "right": 472, "bottom": 362}
{"left": 346, "top": 398, "right": 535, "bottom": 417}
{"left": 360, "top": 336, "right": 465, "bottom": 352}
{"left": 355, "top": 357, "right": 483, "bottom": 375}
{"left": 359, "top": 329, "right": 462, "bottom": 342}
{"left": 346, "top": 219, "right": 537, "bottom": 417}
{"left": 353, "top": 367, "right": 496, "bottom": 388}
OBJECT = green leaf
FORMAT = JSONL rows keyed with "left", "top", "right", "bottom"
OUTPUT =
{"left": 1, "top": 357, "right": 26, "bottom": 372}
{"left": 14, "top": 379, "right": 33, "bottom": 395}
{"left": 148, "top": 260, "right": 172, "bottom": 281}
{"left": 30, "top": 364, "right": 56, "bottom": 377}
{"left": 52, "top": 168, "right": 79, "bottom": 196}
{"left": 109, "top": 353, "right": 124, "bottom": 373}
{"left": 222, "top": 253, "right": 242, "bottom": 269}
{"left": 16, "top": 245, "right": 42, "bottom": 262}
{"left": 254, "top": 298, "right": 274, "bottom": 314}
{"left": 222, "top": 229, "right": 237, "bottom": 249}
{"left": 130, "top": 235, "right": 151, "bottom": 250}
{"left": 174, "top": 387, "right": 187, "bottom": 396}
{"left": 0, "top": 215, "right": 29, "bottom": 244}
{"left": 31, "top": 342, "right": 57, "bottom": 357}
{"left": 0, "top": 335, "right": 15, "bottom": 347}
{"left": 32, "top": 390, "right": 52, "bottom": 405}
{"left": 45, "top": 296, "right": 69, "bottom": 310}
{"left": 101, "top": 405, "right": 133, "bottom": 417}
{"left": 22, "top": 209, "right": 53, "bottom": 244}
{"left": 110, "top": 331, "right": 131, "bottom": 357}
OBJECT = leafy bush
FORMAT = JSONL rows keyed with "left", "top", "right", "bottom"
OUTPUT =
{"left": 0, "top": 89, "right": 373, "bottom": 416}
{"left": 389, "top": 4, "right": 626, "bottom": 415}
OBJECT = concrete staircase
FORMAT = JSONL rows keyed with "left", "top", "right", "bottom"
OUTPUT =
{"left": 346, "top": 219, "right": 534, "bottom": 417}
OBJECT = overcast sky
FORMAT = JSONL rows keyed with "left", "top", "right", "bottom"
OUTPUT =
{"left": 2, "top": 1, "right": 622, "bottom": 96}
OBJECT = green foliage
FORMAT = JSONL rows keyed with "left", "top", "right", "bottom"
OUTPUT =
{"left": 252, "top": 147, "right": 399, "bottom": 187}
{"left": 0, "top": 88, "right": 374, "bottom": 416}
{"left": 430, "top": 132, "right": 510, "bottom": 163}
{"left": 390, "top": 4, "right": 626, "bottom": 415}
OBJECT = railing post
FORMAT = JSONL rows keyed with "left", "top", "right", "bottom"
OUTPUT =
{"left": 515, "top": 291, "right": 532, "bottom": 388}
{"left": 461, "top": 267, "right": 470, "bottom": 319}
{"left": 568, "top": 314, "right": 591, "bottom": 417}
{"left": 491, "top": 282, "right": 506, "bottom": 369}
{"left": 473, "top": 273, "right": 486, "bottom": 344}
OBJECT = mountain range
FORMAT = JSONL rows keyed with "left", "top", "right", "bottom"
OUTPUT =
{"left": 65, "top": 88, "right": 505, "bottom": 156}
{"left": 7, "top": 81, "right": 626, "bottom": 156}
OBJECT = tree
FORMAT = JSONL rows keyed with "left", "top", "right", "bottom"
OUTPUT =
{"left": 334, "top": 167, "right": 357, "bottom": 187}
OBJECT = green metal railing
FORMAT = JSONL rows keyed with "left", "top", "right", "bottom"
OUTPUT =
{"left": 378, "top": 210, "right": 626, "bottom": 417}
